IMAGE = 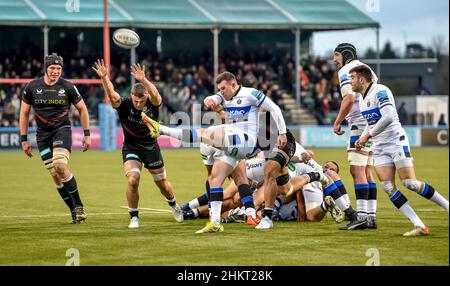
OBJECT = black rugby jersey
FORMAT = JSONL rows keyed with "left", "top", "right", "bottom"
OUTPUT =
{"left": 22, "top": 77, "right": 82, "bottom": 132}
{"left": 115, "top": 97, "right": 159, "bottom": 149}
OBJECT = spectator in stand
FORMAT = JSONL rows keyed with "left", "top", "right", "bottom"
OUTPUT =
{"left": 397, "top": 102, "right": 409, "bottom": 125}
{"left": 438, "top": 114, "right": 447, "bottom": 127}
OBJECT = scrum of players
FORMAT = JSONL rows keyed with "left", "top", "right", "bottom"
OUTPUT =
{"left": 181, "top": 141, "right": 355, "bottom": 226}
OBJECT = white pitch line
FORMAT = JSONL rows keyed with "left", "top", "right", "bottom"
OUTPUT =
{"left": 0, "top": 211, "right": 170, "bottom": 219}
{"left": 119, "top": 206, "right": 172, "bottom": 213}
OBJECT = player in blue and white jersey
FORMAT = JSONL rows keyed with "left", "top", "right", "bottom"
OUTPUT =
{"left": 332, "top": 43, "right": 379, "bottom": 230}
{"left": 349, "top": 64, "right": 449, "bottom": 236}
{"left": 143, "top": 72, "right": 289, "bottom": 233}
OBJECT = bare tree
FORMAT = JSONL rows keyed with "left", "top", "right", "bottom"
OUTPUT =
{"left": 431, "top": 34, "right": 448, "bottom": 58}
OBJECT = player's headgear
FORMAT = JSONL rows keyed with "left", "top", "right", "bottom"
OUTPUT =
{"left": 334, "top": 43, "right": 357, "bottom": 65}
{"left": 44, "top": 53, "right": 64, "bottom": 71}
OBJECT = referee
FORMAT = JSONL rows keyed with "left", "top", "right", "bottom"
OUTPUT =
{"left": 19, "top": 53, "right": 91, "bottom": 224}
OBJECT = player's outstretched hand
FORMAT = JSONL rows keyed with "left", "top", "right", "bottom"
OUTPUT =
{"left": 92, "top": 59, "right": 108, "bottom": 78}
{"left": 131, "top": 63, "right": 145, "bottom": 82}
{"left": 21, "top": 141, "right": 33, "bottom": 158}
{"left": 82, "top": 136, "right": 91, "bottom": 152}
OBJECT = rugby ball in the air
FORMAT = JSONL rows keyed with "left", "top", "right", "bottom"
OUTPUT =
{"left": 113, "top": 28, "right": 140, "bottom": 49}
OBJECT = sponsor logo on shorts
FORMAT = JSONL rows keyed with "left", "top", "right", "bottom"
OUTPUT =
{"left": 53, "top": 140, "right": 64, "bottom": 146}
{"left": 246, "top": 162, "right": 263, "bottom": 169}
{"left": 147, "top": 160, "right": 163, "bottom": 167}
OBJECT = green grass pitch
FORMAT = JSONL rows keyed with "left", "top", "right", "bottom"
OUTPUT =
{"left": 0, "top": 147, "right": 448, "bottom": 265}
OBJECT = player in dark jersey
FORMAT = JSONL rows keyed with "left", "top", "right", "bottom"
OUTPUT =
{"left": 255, "top": 114, "right": 328, "bottom": 229}
{"left": 93, "top": 59, "right": 183, "bottom": 229}
{"left": 19, "top": 53, "right": 91, "bottom": 224}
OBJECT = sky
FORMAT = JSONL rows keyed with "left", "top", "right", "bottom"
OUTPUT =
{"left": 312, "top": 0, "right": 449, "bottom": 57}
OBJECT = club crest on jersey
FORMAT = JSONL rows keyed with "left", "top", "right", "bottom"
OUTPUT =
{"left": 143, "top": 106, "right": 148, "bottom": 112}
{"left": 58, "top": 89, "right": 66, "bottom": 96}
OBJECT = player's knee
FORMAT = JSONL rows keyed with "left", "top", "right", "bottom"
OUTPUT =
{"left": 53, "top": 163, "right": 67, "bottom": 176}
{"left": 52, "top": 152, "right": 69, "bottom": 175}
{"left": 127, "top": 173, "right": 140, "bottom": 188}
{"left": 349, "top": 166, "right": 364, "bottom": 179}
{"left": 380, "top": 181, "right": 395, "bottom": 196}
{"left": 306, "top": 211, "right": 320, "bottom": 222}
{"left": 152, "top": 171, "right": 167, "bottom": 182}
{"left": 231, "top": 194, "right": 241, "bottom": 208}
{"left": 402, "top": 179, "right": 421, "bottom": 193}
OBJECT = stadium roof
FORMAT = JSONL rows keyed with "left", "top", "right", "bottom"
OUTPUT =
{"left": 0, "top": 0, "right": 379, "bottom": 30}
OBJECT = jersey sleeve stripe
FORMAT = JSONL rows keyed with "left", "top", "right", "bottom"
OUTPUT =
{"left": 379, "top": 103, "right": 393, "bottom": 110}
{"left": 257, "top": 95, "right": 267, "bottom": 107}
{"left": 340, "top": 82, "right": 351, "bottom": 88}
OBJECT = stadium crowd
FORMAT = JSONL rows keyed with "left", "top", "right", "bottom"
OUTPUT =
{"left": 0, "top": 47, "right": 343, "bottom": 126}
